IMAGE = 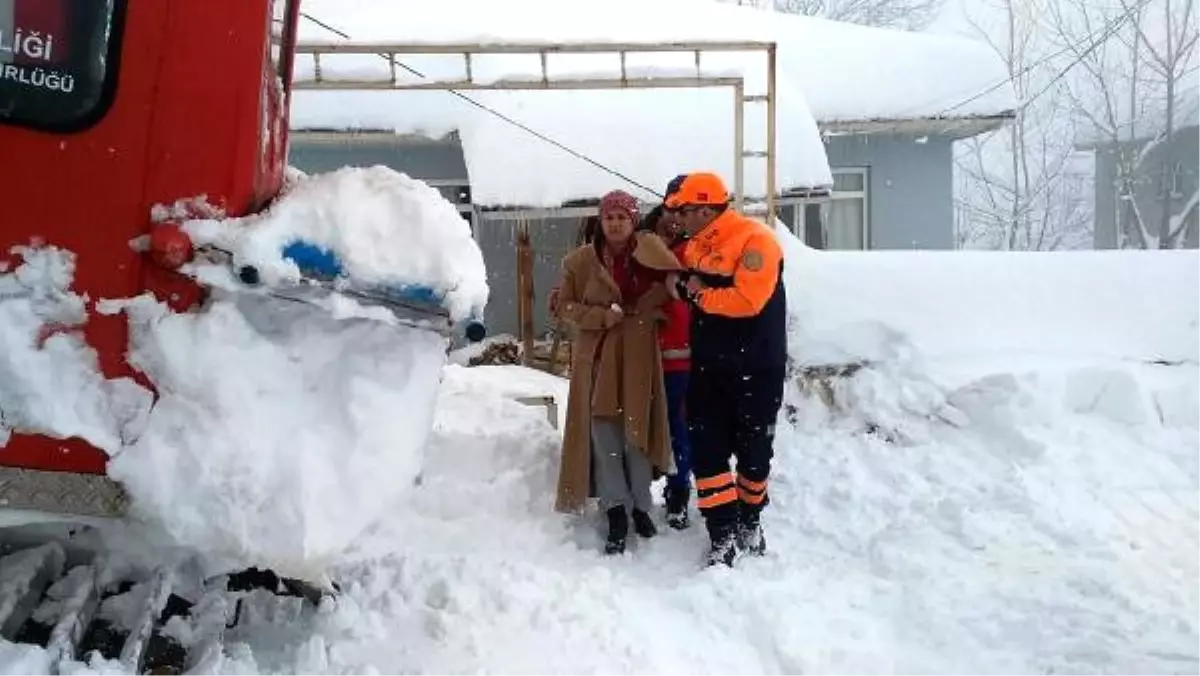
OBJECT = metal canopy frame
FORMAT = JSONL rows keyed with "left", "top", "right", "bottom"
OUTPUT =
{"left": 292, "top": 41, "right": 779, "bottom": 223}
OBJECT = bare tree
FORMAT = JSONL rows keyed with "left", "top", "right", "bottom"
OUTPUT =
{"left": 951, "top": 0, "right": 1094, "bottom": 250}
{"left": 1047, "top": 0, "right": 1199, "bottom": 248}
{"left": 730, "top": 0, "right": 942, "bottom": 31}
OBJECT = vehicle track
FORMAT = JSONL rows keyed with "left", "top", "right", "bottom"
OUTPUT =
{"left": 0, "top": 540, "right": 328, "bottom": 674}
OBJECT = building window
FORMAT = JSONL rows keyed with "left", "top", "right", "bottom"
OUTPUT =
{"left": 826, "top": 168, "right": 869, "bottom": 250}
{"left": 0, "top": 0, "right": 125, "bottom": 132}
{"left": 779, "top": 167, "right": 870, "bottom": 250}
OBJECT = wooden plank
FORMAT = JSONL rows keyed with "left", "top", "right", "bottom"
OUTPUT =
{"left": 516, "top": 220, "right": 536, "bottom": 366}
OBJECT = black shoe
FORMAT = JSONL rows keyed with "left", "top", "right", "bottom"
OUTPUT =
{"left": 631, "top": 509, "right": 657, "bottom": 539}
{"left": 604, "top": 506, "right": 628, "bottom": 555}
{"left": 703, "top": 536, "right": 738, "bottom": 568}
{"left": 666, "top": 510, "right": 690, "bottom": 530}
{"left": 663, "top": 483, "right": 691, "bottom": 531}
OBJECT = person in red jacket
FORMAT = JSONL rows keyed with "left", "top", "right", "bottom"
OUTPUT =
{"left": 640, "top": 174, "right": 694, "bottom": 529}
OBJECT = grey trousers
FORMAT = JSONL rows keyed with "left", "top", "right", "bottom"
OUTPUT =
{"left": 591, "top": 417, "right": 654, "bottom": 512}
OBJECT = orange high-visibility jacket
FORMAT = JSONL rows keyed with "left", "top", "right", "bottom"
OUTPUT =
{"left": 682, "top": 210, "right": 788, "bottom": 372}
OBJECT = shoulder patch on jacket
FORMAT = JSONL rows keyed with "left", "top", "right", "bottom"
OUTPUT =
{"left": 742, "top": 249, "right": 764, "bottom": 272}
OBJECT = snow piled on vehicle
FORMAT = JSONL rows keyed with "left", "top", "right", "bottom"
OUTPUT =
{"left": 101, "top": 166, "right": 489, "bottom": 578}
{"left": 103, "top": 292, "right": 448, "bottom": 580}
{"left": 1, "top": 167, "right": 490, "bottom": 580}
{"left": 0, "top": 245, "right": 152, "bottom": 452}
{"left": 183, "top": 165, "right": 489, "bottom": 323}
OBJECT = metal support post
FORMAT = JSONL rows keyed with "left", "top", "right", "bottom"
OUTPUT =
{"left": 734, "top": 81, "right": 745, "bottom": 213}
{"left": 766, "top": 43, "right": 778, "bottom": 226}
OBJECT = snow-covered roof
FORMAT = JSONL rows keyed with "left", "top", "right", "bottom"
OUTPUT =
{"left": 289, "top": 0, "right": 1016, "bottom": 207}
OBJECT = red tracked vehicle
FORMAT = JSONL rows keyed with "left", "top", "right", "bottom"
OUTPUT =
{"left": 0, "top": 2, "right": 443, "bottom": 671}
{"left": 1, "top": 0, "right": 299, "bottom": 497}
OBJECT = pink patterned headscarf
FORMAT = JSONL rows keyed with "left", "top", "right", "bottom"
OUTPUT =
{"left": 598, "top": 190, "right": 639, "bottom": 223}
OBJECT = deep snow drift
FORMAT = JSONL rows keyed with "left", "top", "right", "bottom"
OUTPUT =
{"left": 778, "top": 239, "right": 1197, "bottom": 369}
{"left": 205, "top": 358, "right": 1196, "bottom": 674}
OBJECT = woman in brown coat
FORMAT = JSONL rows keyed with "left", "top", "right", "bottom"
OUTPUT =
{"left": 554, "top": 189, "right": 682, "bottom": 555}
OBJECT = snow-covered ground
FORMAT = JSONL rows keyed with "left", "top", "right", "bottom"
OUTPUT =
{"left": 196, "top": 237, "right": 1196, "bottom": 674}
{"left": 3, "top": 164, "right": 1197, "bottom": 672}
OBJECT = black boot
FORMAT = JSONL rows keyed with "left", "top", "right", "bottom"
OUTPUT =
{"left": 737, "top": 507, "right": 767, "bottom": 556}
{"left": 663, "top": 483, "right": 690, "bottom": 530}
{"left": 703, "top": 534, "right": 738, "bottom": 568}
{"left": 631, "top": 509, "right": 657, "bottom": 539}
{"left": 604, "top": 506, "right": 628, "bottom": 555}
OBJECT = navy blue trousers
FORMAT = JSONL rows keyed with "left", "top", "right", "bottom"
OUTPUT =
{"left": 663, "top": 370, "right": 693, "bottom": 494}
{"left": 686, "top": 365, "right": 785, "bottom": 541}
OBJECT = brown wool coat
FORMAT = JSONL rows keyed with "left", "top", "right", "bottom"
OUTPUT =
{"left": 553, "top": 232, "right": 683, "bottom": 513}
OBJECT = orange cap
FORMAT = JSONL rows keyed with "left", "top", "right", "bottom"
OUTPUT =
{"left": 664, "top": 172, "right": 730, "bottom": 209}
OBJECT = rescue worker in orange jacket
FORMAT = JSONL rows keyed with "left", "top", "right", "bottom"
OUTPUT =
{"left": 665, "top": 172, "right": 787, "bottom": 567}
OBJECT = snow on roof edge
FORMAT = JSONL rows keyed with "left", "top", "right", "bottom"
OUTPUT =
{"left": 819, "top": 111, "right": 1016, "bottom": 139}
